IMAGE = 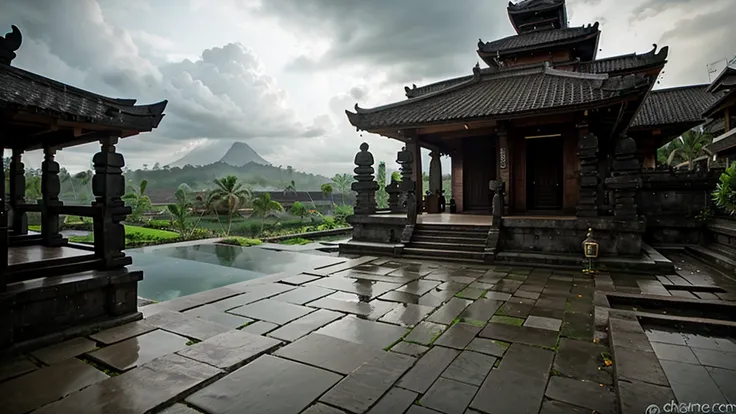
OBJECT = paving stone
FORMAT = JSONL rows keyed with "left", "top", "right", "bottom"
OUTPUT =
{"left": 529, "top": 306, "right": 564, "bottom": 320}
{"left": 398, "top": 346, "right": 460, "bottom": 393}
{"left": 177, "top": 329, "right": 281, "bottom": 371}
{"left": 554, "top": 338, "right": 612, "bottom": 385}
{"left": 306, "top": 277, "right": 397, "bottom": 299}
{"left": 434, "top": 323, "right": 482, "bottom": 350}
{"left": 609, "top": 317, "right": 644, "bottom": 333}
{"left": 379, "top": 290, "right": 421, "bottom": 304}
{"left": 614, "top": 346, "right": 669, "bottom": 386}
{"left": 267, "top": 309, "right": 344, "bottom": 342}
{"left": 463, "top": 298, "right": 503, "bottom": 323}
{"left": 281, "top": 273, "right": 322, "bottom": 285}
{"left": 405, "top": 321, "right": 448, "bottom": 345}
{"left": 660, "top": 360, "right": 728, "bottom": 404}
{"left": 302, "top": 403, "right": 349, "bottom": 414}
{"left": 309, "top": 293, "right": 397, "bottom": 319}
{"left": 514, "top": 290, "right": 541, "bottom": 300}
{"left": 535, "top": 297, "right": 567, "bottom": 310}
{"left": 435, "top": 281, "right": 468, "bottom": 295}
{"left": 684, "top": 333, "right": 722, "bottom": 350}
{"left": 366, "top": 387, "right": 417, "bottom": 414}
{"left": 187, "top": 355, "right": 340, "bottom": 414}
{"left": 30, "top": 336, "right": 97, "bottom": 365}
{"left": 545, "top": 376, "right": 615, "bottom": 414}
{"left": 396, "top": 280, "right": 442, "bottom": 296}
{"left": 498, "top": 301, "right": 533, "bottom": 318}
{"left": 617, "top": 379, "right": 676, "bottom": 414}
{"left": 651, "top": 342, "right": 699, "bottom": 364}
{"left": 315, "top": 315, "right": 409, "bottom": 350}
{"left": 691, "top": 347, "right": 736, "bottom": 371}
{"left": 0, "top": 356, "right": 37, "bottom": 382}
{"left": 390, "top": 341, "right": 430, "bottom": 357}
{"left": 207, "top": 284, "right": 296, "bottom": 311}
{"left": 484, "top": 291, "right": 512, "bottom": 301}
{"left": 352, "top": 264, "right": 397, "bottom": 275}
{"left": 490, "top": 280, "right": 522, "bottom": 294}
{"left": 468, "top": 281, "right": 494, "bottom": 291}
{"left": 466, "top": 338, "right": 509, "bottom": 358}
{"left": 87, "top": 329, "right": 189, "bottom": 371}
{"left": 89, "top": 319, "right": 157, "bottom": 345}
{"left": 497, "top": 343, "right": 554, "bottom": 381}
{"left": 566, "top": 300, "right": 594, "bottom": 315}
{"left": 159, "top": 403, "right": 203, "bottom": 414}
{"left": 706, "top": 366, "right": 736, "bottom": 404}
{"left": 420, "top": 377, "right": 478, "bottom": 414}
{"left": 184, "top": 305, "right": 254, "bottom": 329}
{"left": 274, "top": 333, "right": 383, "bottom": 375}
{"left": 343, "top": 270, "right": 420, "bottom": 284}
{"left": 407, "top": 404, "right": 443, "bottom": 414}
{"left": 0, "top": 358, "right": 108, "bottom": 414}
{"left": 379, "top": 303, "right": 436, "bottom": 327}
{"left": 146, "top": 310, "right": 231, "bottom": 341}
{"left": 539, "top": 399, "right": 591, "bottom": 414}
{"left": 560, "top": 312, "right": 594, "bottom": 341}
{"left": 470, "top": 368, "right": 546, "bottom": 414}
{"left": 457, "top": 287, "right": 486, "bottom": 300}
{"left": 523, "top": 316, "right": 562, "bottom": 331}
{"left": 610, "top": 329, "right": 653, "bottom": 352}
{"left": 320, "top": 352, "right": 415, "bottom": 413}
{"left": 442, "top": 350, "right": 495, "bottom": 386}
{"left": 427, "top": 297, "right": 472, "bottom": 325}
{"left": 479, "top": 322, "right": 558, "bottom": 348}
{"left": 271, "top": 286, "right": 335, "bottom": 305}
{"left": 229, "top": 298, "right": 315, "bottom": 325}
{"left": 239, "top": 320, "right": 279, "bottom": 335}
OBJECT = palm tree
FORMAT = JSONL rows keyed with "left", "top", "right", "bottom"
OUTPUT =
{"left": 251, "top": 193, "right": 284, "bottom": 235}
{"left": 321, "top": 183, "right": 334, "bottom": 205}
{"left": 284, "top": 180, "right": 316, "bottom": 209}
{"left": 665, "top": 129, "right": 712, "bottom": 170}
{"left": 208, "top": 175, "right": 252, "bottom": 236}
{"left": 122, "top": 179, "right": 151, "bottom": 222}
{"left": 290, "top": 201, "right": 308, "bottom": 222}
{"left": 331, "top": 173, "right": 354, "bottom": 205}
{"left": 713, "top": 161, "right": 736, "bottom": 216}
{"left": 167, "top": 186, "right": 192, "bottom": 234}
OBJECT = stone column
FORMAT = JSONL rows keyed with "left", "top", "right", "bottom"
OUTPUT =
{"left": 496, "top": 125, "right": 511, "bottom": 215}
{"left": 397, "top": 147, "right": 417, "bottom": 224}
{"left": 351, "top": 143, "right": 378, "bottom": 215}
{"left": 429, "top": 151, "right": 442, "bottom": 194}
{"left": 0, "top": 153, "right": 8, "bottom": 288}
{"left": 406, "top": 135, "right": 423, "bottom": 213}
{"left": 8, "top": 148, "right": 27, "bottom": 234}
{"left": 40, "top": 146, "right": 64, "bottom": 246}
{"left": 577, "top": 132, "right": 599, "bottom": 217}
{"left": 386, "top": 179, "right": 402, "bottom": 213}
{"left": 92, "top": 136, "right": 131, "bottom": 269}
{"left": 605, "top": 134, "right": 641, "bottom": 220}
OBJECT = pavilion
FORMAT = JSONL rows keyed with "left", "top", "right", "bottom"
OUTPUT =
{"left": 704, "top": 65, "right": 736, "bottom": 166}
{"left": 0, "top": 25, "right": 167, "bottom": 349}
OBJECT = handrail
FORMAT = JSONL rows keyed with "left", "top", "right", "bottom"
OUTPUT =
{"left": 14, "top": 203, "right": 100, "bottom": 217}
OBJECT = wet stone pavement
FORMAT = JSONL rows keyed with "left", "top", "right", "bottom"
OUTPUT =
{"left": 1, "top": 252, "right": 735, "bottom": 414}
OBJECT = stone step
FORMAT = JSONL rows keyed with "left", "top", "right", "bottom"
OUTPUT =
{"left": 401, "top": 247, "right": 486, "bottom": 262}
{"left": 709, "top": 242, "right": 736, "bottom": 258}
{"left": 412, "top": 235, "right": 487, "bottom": 245}
{"left": 407, "top": 241, "right": 486, "bottom": 252}
{"left": 415, "top": 224, "right": 490, "bottom": 233}
{"left": 414, "top": 230, "right": 489, "bottom": 239}
{"left": 686, "top": 245, "right": 736, "bottom": 273}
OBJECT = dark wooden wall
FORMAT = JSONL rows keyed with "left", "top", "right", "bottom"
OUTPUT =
{"left": 462, "top": 137, "right": 496, "bottom": 212}
{"left": 562, "top": 130, "right": 580, "bottom": 213}
{"left": 452, "top": 153, "right": 464, "bottom": 213}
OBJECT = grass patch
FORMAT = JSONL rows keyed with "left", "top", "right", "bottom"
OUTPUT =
{"left": 68, "top": 225, "right": 180, "bottom": 247}
{"left": 461, "top": 319, "right": 487, "bottom": 328}
{"left": 28, "top": 224, "right": 41, "bottom": 232}
{"left": 494, "top": 306, "right": 509, "bottom": 317}
{"left": 490, "top": 315, "right": 525, "bottom": 326}
{"left": 219, "top": 237, "right": 263, "bottom": 247}
{"left": 185, "top": 339, "right": 201, "bottom": 346}
{"left": 550, "top": 369, "right": 563, "bottom": 376}
{"left": 77, "top": 357, "right": 121, "bottom": 377}
{"left": 280, "top": 237, "right": 314, "bottom": 245}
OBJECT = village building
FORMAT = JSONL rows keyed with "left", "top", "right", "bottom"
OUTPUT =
{"left": 0, "top": 25, "right": 167, "bottom": 349}
{"left": 704, "top": 65, "right": 736, "bottom": 167}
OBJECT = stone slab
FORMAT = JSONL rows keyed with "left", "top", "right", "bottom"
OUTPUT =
{"left": 89, "top": 319, "right": 157, "bottom": 345}
{"left": 498, "top": 301, "right": 532, "bottom": 318}
{"left": 523, "top": 316, "right": 562, "bottom": 332}
{"left": 554, "top": 338, "right": 612, "bottom": 385}
{"left": 497, "top": 343, "right": 554, "bottom": 381}
{"left": 159, "top": 403, "right": 203, "bottom": 414}
{"left": 379, "top": 303, "right": 436, "bottom": 327}
{"left": 306, "top": 277, "right": 397, "bottom": 299}
{"left": 485, "top": 291, "right": 512, "bottom": 301}
{"left": 184, "top": 305, "right": 254, "bottom": 329}
{"left": 240, "top": 321, "right": 279, "bottom": 335}
{"left": 691, "top": 347, "right": 736, "bottom": 371}
{"left": 610, "top": 329, "right": 654, "bottom": 352}
{"left": 315, "top": 315, "right": 409, "bottom": 350}
{"left": 539, "top": 400, "right": 591, "bottom": 414}
{"left": 395, "top": 280, "right": 442, "bottom": 296}
{"left": 397, "top": 346, "right": 460, "bottom": 393}
{"left": 457, "top": 287, "right": 486, "bottom": 300}
{"left": 479, "top": 322, "right": 558, "bottom": 348}
{"left": 366, "top": 387, "right": 417, "bottom": 414}
{"left": 187, "top": 355, "right": 341, "bottom": 414}
{"left": 379, "top": 290, "right": 421, "bottom": 304}
{"left": 545, "top": 376, "right": 616, "bottom": 414}
{"left": 419, "top": 377, "right": 477, "bottom": 414}
{"left": 466, "top": 338, "right": 509, "bottom": 358}
{"left": 427, "top": 297, "right": 472, "bottom": 325}
{"left": 442, "top": 350, "right": 495, "bottom": 386}
{"left": 434, "top": 323, "right": 482, "bottom": 350}
{"left": 274, "top": 333, "right": 384, "bottom": 375}
{"left": 0, "top": 357, "right": 37, "bottom": 382}
{"left": 651, "top": 342, "right": 699, "bottom": 364}
{"left": 661, "top": 360, "right": 728, "bottom": 404}
{"left": 706, "top": 366, "right": 736, "bottom": 404}
{"left": 405, "top": 321, "right": 447, "bottom": 345}
{"left": 463, "top": 298, "right": 503, "bottom": 323}
{"left": 0, "top": 358, "right": 108, "bottom": 414}
{"left": 308, "top": 293, "right": 396, "bottom": 319}
{"left": 268, "top": 309, "right": 344, "bottom": 342}
{"left": 617, "top": 379, "right": 676, "bottom": 414}
{"left": 406, "top": 405, "right": 443, "bottom": 414}
{"left": 146, "top": 310, "right": 231, "bottom": 341}
{"left": 390, "top": 341, "right": 430, "bottom": 357}
{"left": 30, "top": 336, "right": 98, "bottom": 365}
{"left": 302, "top": 403, "right": 348, "bottom": 414}
{"left": 229, "top": 298, "right": 314, "bottom": 325}
{"left": 272, "top": 286, "right": 335, "bottom": 305}
{"left": 470, "top": 368, "right": 546, "bottom": 414}
{"left": 614, "top": 346, "right": 669, "bottom": 386}
{"left": 280, "top": 273, "right": 322, "bottom": 285}
{"left": 643, "top": 327, "right": 686, "bottom": 345}
{"left": 87, "top": 329, "right": 190, "bottom": 372}
{"left": 320, "top": 352, "right": 415, "bottom": 413}
{"left": 178, "top": 330, "right": 281, "bottom": 371}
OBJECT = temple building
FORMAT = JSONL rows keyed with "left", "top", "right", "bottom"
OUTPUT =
{"left": 342, "top": 0, "right": 719, "bottom": 265}
{"left": 0, "top": 25, "right": 167, "bottom": 349}
{"left": 704, "top": 65, "right": 736, "bottom": 167}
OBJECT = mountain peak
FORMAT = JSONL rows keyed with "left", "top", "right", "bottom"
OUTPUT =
{"left": 220, "top": 142, "right": 271, "bottom": 167}
{"left": 169, "top": 141, "right": 270, "bottom": 167}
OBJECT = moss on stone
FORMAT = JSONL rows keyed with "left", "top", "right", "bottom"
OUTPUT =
{"left": 490, "top": 315, "right": 525, "bottom": 326}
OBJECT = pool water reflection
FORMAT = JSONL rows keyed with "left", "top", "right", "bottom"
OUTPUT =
{"left": 129, "top": 244, "right": 342, "bottom": 302}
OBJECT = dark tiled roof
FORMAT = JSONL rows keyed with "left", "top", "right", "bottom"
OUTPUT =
{"left": 577, "top": 46, "right": 668, "bottom": 74}
{"left": 702, "top": 89, "right": 736, "bottom": 118}
{"left": 507, "top": 0, "right": 564, "bottom": 13}
{"left": 0, "top": 63, "right": 167, "bottom": 132}
{"left": 706, "top": 64, "right": 736, "bottom": 93}
{"left": 478, "top": 23, "right": 598, "bottom": 55}
{"left": 630, "top": 85, "right": 717, "bottom": 128}
{"left": 348, "top": 65, "right": 652, "bottom": 131}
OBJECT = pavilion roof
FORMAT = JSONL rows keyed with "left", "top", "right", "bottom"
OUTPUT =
{"left": 507, "top": 0, "right": 565, "bottom": 14}
{"left": 478, "top": 23, "right": 599, "bottom": 56}
{"left": 347, "top": 63, "right": 652, "bottom": 132}
{"left": 702, "top": 89, "right": 736, "bottom": 119}
{"left": 630, "top": 84, "right": 717, "bottom": 129}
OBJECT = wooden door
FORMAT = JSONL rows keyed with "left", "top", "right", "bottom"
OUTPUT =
{"left": 462, "top": 137, "right": 496, "bottom": 212}
{"left": 526, "top": 137, "right": 563, "bottom": 211}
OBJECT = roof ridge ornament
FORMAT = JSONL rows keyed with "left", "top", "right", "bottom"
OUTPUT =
{"left": 473, "top": 62, "right": 482, "bottom": 80}
{"left": 0, "top": 25, "right": 22, "bottom": 65}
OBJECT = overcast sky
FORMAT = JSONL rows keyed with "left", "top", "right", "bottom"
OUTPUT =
{"left": 2, "top": 0, "right": 735, "bottom": 176}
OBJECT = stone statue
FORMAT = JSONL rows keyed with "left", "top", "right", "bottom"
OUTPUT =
{"left": 386, "top": 178, "right": 401, "bottom": 212}
{"left": 489, "top": 179, "right": 505, "bottom": 227}
{"left": 352, "top": 142, "right": 378, "bottom": 215}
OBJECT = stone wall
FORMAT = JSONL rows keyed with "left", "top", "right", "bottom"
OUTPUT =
{"left": 347, "top": 214, "right": 408, "bottom": 244}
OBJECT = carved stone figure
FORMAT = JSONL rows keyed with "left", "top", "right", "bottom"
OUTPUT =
{"left": 352, "top": 142, "right": 378, "bottom": 215}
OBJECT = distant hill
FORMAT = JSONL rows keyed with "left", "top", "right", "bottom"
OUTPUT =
{"left": 169, "top": 141, "right": 270, "bottom": 168}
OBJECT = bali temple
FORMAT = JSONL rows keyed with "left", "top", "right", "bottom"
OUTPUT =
{"left": 0, "top": 25, "right": 167, "bottom": 349}
{"left": 341, "top": 0, "right": 721, "bottom": 267}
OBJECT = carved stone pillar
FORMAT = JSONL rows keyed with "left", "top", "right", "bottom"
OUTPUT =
{"left": 386, "top": 178, "right": 402, "bottom": 213}
{"left": 351, "top": 143, "right": 378, "bottom": 215}
{"left": 429, "top": 151, "right": 442, "bottom": 194}
{"left": 496, "top": 125, "right": 511, "bottom": 215}
{"left": 8, "top": 148, "right": 27, "bottom": 234}
{"left": 93, "top": 136, "right": 131, "bottom": 269}
{"left": 397, "top": 147, "right": 417, "bottom": 224}
{"left": 577, "top": 132, "right": 599, "bottom": 217}
{"left": 41, "top": 147, "right": 63, "bottom": 246}
{"left": 604, "top": 134, "right": 641, "bottom": 220}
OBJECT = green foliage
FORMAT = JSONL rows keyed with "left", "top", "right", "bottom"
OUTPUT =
{"left": 320, "top": 183, "right": 333, "bottom": 202}
{"left": 662, "top": 129, "right": 712, "bottom": 169}
{"left": 122, "top": 180, "right": 152, "bottom": 223}
{"left": 280, "top": 237, "right": 313, "bottom": 245}
{"left": 251, "top": 193, "right": 285, "bottom": 235}
{"left": 391, "top": 171, "right": 401, "bottom": 182}
{"left": 208, "top": 175, "right": 252, "bottom": 235}
{"left": 376, "top": 161, "right": 388, "bottom": 209}
{"left": 219, "top": 237, "right": 263, "bottom": 247}
{"left": 713, "top": 161, "right": 736, "bottom": 216}
{"left": 290, "top": 201, "right": 309, "bottom": 221}
{"left": 333, "top": 204, "right": 354, "bottom": 224}
{"left": 331, "top": 173, "right": 354, "bottom": 205}
{"left": 68, "top": 225, "right": 180, "bottom": 248}
{"left": 146, "top": 219, "right": 172, "bottom": 230}
{"left": 28, "top": 224, "right": 41, "bottom": 232}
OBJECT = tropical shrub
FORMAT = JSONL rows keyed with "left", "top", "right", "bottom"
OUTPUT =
{"left": 281, "top": 237, "right": 313, "bottom": 245}
{"left": 290, "top": 201, "right": 309, "bottom": 222}
{"left": 146, "top": 219, "right": 172, "bottom": 230}
{"left": 219, "top": 237, "right": 263, "bottom": 247}
{"left": 713, "top": 161, "right": 736, "bottom": 216}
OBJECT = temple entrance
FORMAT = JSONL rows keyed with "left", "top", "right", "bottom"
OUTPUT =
{"left": 462, "top": 137, "right": 496, "bottom": 213}
{"left": 526, "top": 136, "right": 563, "bottom": 211}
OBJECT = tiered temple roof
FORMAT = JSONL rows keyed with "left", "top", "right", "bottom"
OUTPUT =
{"left": 507, "top": 0, "right": 568, "bottom": 33}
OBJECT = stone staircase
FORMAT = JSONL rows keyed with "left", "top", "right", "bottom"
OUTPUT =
{"left": 687, "top": 218, "right": 736, "bottom": 273}
{"left": 402, "top": 223, "right": 491, "bottom": 262}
